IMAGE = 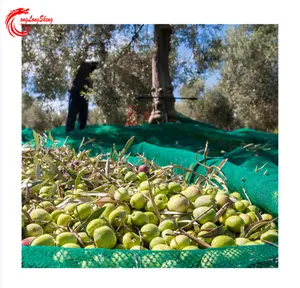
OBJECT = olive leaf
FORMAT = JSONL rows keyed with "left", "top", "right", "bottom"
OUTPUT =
{"left": 43, "top": 157, "right": 59, "bottom": 177}
{"left": 35, "top": 162, "right": 41, "bottom": 180}
{"left": 75, "top": 168, "right": 86, "bottom": 190}
{"left": 160, "top": 211, "right": 189, "bottom": 215}
{"left": 244, "top": 219, "right": 277, "bottom": 238}
{"left": 32, "top": 130, "right": 40, "bottom": 150}
{"left": 119, "top": 136, "right": 135, "bottom": 161}
{"left": 255, "top": 210, "right": 263, "bottom": 221}
{"left": 108, "top": 185, "right": 115, "bottom": 198}
{"left": 55, "top": 197, "right": 73, "bottom": 209}
{"left": 22, "top": 209, "right": 33, "bottom": 223}
{"left": 214, "top": 202, "right": 230, "bottom": 223}
{"left": 91, "top": 184, "right": 111, "bottom": 192}
{"left": 76, "top": 207, "right": 106, "bottom": 231}
{"left": 93, "top": 173, "right": 99, "bottom": 187}
{"left": 105, "top": 159, "right": 110, "bottom": 177}
{"left": 65, "top": 168, "right": 77, "bottom": 179}
{"left": 49, "top": 131, "right": 56, "bottom": 148}
{"left": 24, "top": 184, "right": 31, "bottom": 204}
{"left": 30, "top": 179, "right": 50, "bottom": 194}
{"left": 240, "top": 225, "right": 245, "bottom": 237}
{"left": 248, "top": 224, "right": 271, "bottom": 240}
{"left": 184, "top": 163, "right": 195, "bottom": 184}
{"left": 76, "top": 191, "right": 108, "bottom": 197}
{"left": 85, "top": 207, "right": 106, "bottom": 223}
{"left": 200, "top": 225, "right": 225, "bottom": 238}
{"left": 111, "top": 144, "right": 118, "bottom": 162}
{"left": 21, "top": 179, "right": 42, "bottom": 189}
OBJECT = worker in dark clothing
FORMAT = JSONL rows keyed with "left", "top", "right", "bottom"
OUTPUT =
{"left": 65, "top": 61, "right": 98, "bottom": 133}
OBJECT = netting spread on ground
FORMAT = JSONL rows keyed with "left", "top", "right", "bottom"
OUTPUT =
{"left": 22, "top": 245, "right": 278, "bottom": 268}
{"left": 22, "top": 116, "right": 278, "bottom": 268}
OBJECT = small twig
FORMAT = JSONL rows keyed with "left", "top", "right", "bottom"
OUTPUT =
{"left": 255, "top": 163, "right": 268, "bottom": 173}
{"left": 178, "top": 229, "right": 211, "bottom": 248}
{"left": 161, "top": 171, "right": 185, "bottom": 184}
{"left": 80, "top": 138, "right": 96, "bottom": 148}
{"left": 214, "top": 202, "right": 230, "bottom": 223}
{"left": 67, "top": 222, "right": 85, "bottom": 248}
{"left": 136, "top": 154, "right": 160, "bottom": 170}
{"left": 172, "top": 165, "right": 210, "bottom": 183}
{"left": 216, "top": 158, "right": 228, "bottom": 174}
{"left": 148, "top": 166, "right": 174, "bottom": 182}
{"left": 244, "top": 218, "right": 278, "bottom": 238}
{"left": 147, "top": 182, "right": 162, "bottom": 223}
{"left": 261, "top": 240, "right": 278, "bottom": 248}
{"left": 24, "top": 184, "right": 31, "bottom": 204}
{"left": 57, "top": 184, "right": 63, "bottom": 198}
{"left": 105, "top": 159, "right": 109, "bottom": 178}
{"left": 203, "top": 141, "right": 209, "bottom": 165}
{"left": 160, "top": 211, "right": 190, "bottom": 215}
{"left": 100, "top": 216, "right": 123, "bottom": 242}
{"left": 242, "top": 188, "right": 252, "bottom": 205}
{"left": 113, "top": 24, "right": 145, "bottom": 65}
{"left": 133, "top": 226, "right": 143, "bottom": 247}
{"left": 97, "top": 198, "right": 128, "bottom": 206}
{"left": 199, "top": 225, "right": 224, "bottom": 238}
{"left": 79, "top": 137, "right": 85, "bottom": 149}
{"left": 22, "top": 209, "right": 34, "bottom": 223}
{"left": 243, "top": 143, "right": 254, "bottom": 149}
{"left": 181, "top": 205, "right": 214, "bottom": 230}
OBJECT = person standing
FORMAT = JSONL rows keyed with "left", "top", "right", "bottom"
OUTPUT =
{"left": 65, "top": 61, "right": 98, "bottom": 133}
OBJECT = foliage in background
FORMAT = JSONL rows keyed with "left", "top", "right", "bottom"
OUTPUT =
{"left": 175, "top": 81, "right": 236, "bottom": 130}
{"left": 176, "top": 24, "right": 278, "bottom": 132}
{"left": 22, "top": 92, "right": 67, "bottom": 132}
{"left": 220, "top": 25, "right": 278, "bottom": 131}
{"left": 22, "top": 24, "right": 222, "bottom": 126}
{"left": 22, "top": 24, "right": 278, "bottom": 132}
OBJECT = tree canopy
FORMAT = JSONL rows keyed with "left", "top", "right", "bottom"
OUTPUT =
{"left": 22, "top": 24, "right": 278, "bottom": 131}
{"left": 220, "top": 24, "right": 278, "bottom": 131}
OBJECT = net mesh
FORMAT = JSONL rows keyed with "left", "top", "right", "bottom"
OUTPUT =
{"left": 22, "top": 245, "right": 278, "bottom": 268}
{"left": 22, "top": 115, "right": 278, "bottom": 268}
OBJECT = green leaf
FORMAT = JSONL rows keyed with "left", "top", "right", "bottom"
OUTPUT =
{"left": 248, "top": 224, "right": 271, "bottom": 240}
{"left": 111, "top": 144, "right": 118, "bottom": 162}
{"left": 76, "top": 191, "right": 108, "bottom": 197}
{"left": 65, "top": 168, "right": 77, "bottom": 179}
{"left": 244, "top": 220, "right": 272, "bottom": 238}
{"left": 43, "top": 157, "right": 59, "bottom": 176}
{"left": 185, "top": 163, "right": 195, "bottom": 184}
{"left": 33, "top": 130, "right": 40, "bottom": 150}
{"left": 77, "top": 207, "right": 106, "bottom": 230}
{"left": 21, "top": 178, "right": 32, "bottom": 188}
{"left": 85, "top": 207, "right": 106, "bottom": 223}
{"left": 200, "top": 225, "right": 224, "bottom": 238}
{"left": 119, "top": 136, "right": 135, "bottom": 160}
{"left": 35, "top": 162, "right": 41, "bottom": 180}
{"left": 91, "top": 184, "right": 111, "bottom": 192}
{"left": 108, "top": 185, "right": 115, "bottom": 198}
{"left": 94, "top": 154, "right": 101, "bottom": 168}
{"left": 75, "top": 168, "right": 86, "bottom": 190}
{"left": 93, "top": 173, "right": 99, "bottom": 187}
{"left": 240, "top": 226, "right": 245, "bottom": 238}
{"left": 49, "top": 131, "right": 56, "bottom": 148}
{"left": 29, "top": 179, "right": 49, "bottom": 194}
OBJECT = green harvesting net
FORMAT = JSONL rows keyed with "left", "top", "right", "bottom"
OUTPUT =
{"left": 22, "top": 115, "right": 278, "bottom": 268}
{"left": 22, "top": 245, "right": 278, "bottom": 268}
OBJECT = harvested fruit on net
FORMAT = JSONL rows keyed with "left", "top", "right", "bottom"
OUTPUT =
{"left": 21, "top": 134, "right": 278, "bottom": 250}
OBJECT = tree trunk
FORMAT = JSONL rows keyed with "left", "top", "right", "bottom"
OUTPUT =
{"left": 148, "top": 24, "right": 177, "bottom": 124}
